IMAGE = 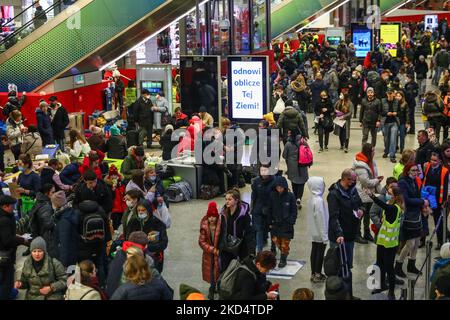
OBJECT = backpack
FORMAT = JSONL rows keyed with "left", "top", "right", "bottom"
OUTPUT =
{"left": 324, "top": 244, "right": 350, "bottom": 278}
{"left": 80, "top": 212, "right": 106, "bottom": 244}
{"left": 298, "top": 138, "right": 313, "bottom": 167}
{"left": 217, "top": 259, "right": 256, "bottom": 300}
{"left": 166, "top": 180, "right": 193, "bottom": 202}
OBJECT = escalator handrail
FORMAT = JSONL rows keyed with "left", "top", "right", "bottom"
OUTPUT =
{"left": 0, "top": 0, "right": 40, "bottom": 28}
{"left": 0, "top": 0, "right": 63, "bottom": 48}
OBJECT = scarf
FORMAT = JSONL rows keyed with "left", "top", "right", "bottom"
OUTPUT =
{"left": 355, "top": 152, "right": 375, "bottom": 177}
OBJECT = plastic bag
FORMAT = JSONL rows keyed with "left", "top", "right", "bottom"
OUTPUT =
{"left": 154, "top": 203, "right": 172, "bottom": 228}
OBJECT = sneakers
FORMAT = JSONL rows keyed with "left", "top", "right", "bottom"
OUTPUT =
{"left": 382, "top": 154, "right": 388, "bottom": 158}
{"left": 390, "top": 158, "right": 397, "bottom": 163}
{"left": 344, "top": 148, "right": 348, "bottom": 153}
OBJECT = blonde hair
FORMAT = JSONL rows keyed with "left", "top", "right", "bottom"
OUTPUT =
{"left": 124, "top": 254, "right": 152, "bottom": 285}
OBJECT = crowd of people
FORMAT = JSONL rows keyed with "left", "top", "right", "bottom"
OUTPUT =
{"left": 3, "top": 19, "right": 450, "bottom": 301}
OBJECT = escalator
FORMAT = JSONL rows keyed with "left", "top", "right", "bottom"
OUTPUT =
{"left": 0, "top": 0, "right": 203, "bottom": 92}
{"left": 270, "top": 0, "right": 345, "bottom": 40}
{"left": 380, "top": 0, "right": 408, "bottom": 14}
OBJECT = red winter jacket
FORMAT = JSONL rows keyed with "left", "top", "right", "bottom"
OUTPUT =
{"left": 79, "top": 150, "right": 105, "bottom": 179}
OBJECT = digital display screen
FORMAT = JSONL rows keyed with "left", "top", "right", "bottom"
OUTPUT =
{"left": 141, "top": 81, "right": 163, "bottom": 95}
{"left": 352, "top": 24, "right": 373, "bottom": 58}
{"left": 327, "top": 36, "right": 341, "bottom": 46}
{"left": 380, "top": 23, "right": 401, "bottom": 57}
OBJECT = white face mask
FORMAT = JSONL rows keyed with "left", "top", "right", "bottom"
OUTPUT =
{"left": 126, "top": 200, "right": 136, "bottom": 208}
{"left": 138, "top": 213, "right": 148, "bottom": 220}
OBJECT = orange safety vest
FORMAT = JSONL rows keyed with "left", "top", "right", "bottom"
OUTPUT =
{"left": 422, "top": 163, "right": 449, "bottom": 205}
{"left": 444, "top": 96, "right": 450, "bottom": 117}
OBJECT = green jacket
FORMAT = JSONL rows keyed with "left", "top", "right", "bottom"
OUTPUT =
{"left": 20, "top": 255, "right": 67, "bottom": 300}
{"left": 120, "top": 154, "right": 147, "bottom": 180}
{"left": 277, "top": 107, "right": 307, "bottom": 139}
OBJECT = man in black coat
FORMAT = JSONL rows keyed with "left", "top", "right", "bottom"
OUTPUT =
{"left": 227, "top": 251, "right": 277, "bottom": 300}
{"left": 416, "top": 129, "right": 437, "bottom": 169}
{"left": 73, "top": 170, "right": 113, "bottom": 215}
{"left": 3, "top": 90, "right": 26, "bottom": 118}
{"left": 49, "top": 96, "right": 69, "bottom": 152}
{"left": 0, "top": 196, "right": 27, "bottom": 300}
{"left": 327, "top": 169, "right": 365, "bottom": 300}
{"left": 134, "top": 89, "right": 154, "bottom": 148}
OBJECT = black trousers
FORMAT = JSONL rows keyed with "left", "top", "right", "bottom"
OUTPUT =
{"left": 292, "top": 183, "right": 305, "bottom": 201}
{"left": 0, "top": 264, "right": 15, "bottom": 300}
{"left": 339, "top": 125, "right": 349, "bottom": 148}
{"left": 310, "top": 242, "right": 327, "bottom": 275}
{"left": 11, "top": 144, "right": 21, "bottom": 161}
{"left": 376, "top": 245, "right": 397, "bottom": 292}
{"left": 318, "top": 125, "right": 329, "bottom": 149}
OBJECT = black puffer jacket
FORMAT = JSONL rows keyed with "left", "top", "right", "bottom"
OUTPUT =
{"left": 105, "top": 135, "right": 127, "bottom": 159}
{"left": 31, "top": 193, "right": 57, "bottom": 258}
{"left": 327, "top": 180, "right": 364, "bottom": 242}
{"left": 314, "top": 98, "right": 334, "bottom": 128}
{"left": 73, "top": 179, "right": 113, "bottom": 215}
{"left": 422, "top": 92, "right": 445, "bottom": 120}
{"left": 267, "top": 177, "right": 297, "bottom": 239}
{"left": 3, "top": 95, "right": 25, "bottom": 117}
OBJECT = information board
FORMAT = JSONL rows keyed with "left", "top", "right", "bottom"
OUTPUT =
{"left": 380, "top": 23, "right": 401, "bottom": 57}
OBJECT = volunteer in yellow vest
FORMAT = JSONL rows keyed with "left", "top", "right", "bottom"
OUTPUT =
{"left": 365, "top": 186, "right": 404, "bottom": 300}
{"left": 422, "top": 152, "right": 449, "bottom": 250}
{"left": 283, "top": 37, "right": 291, "bottom": 57}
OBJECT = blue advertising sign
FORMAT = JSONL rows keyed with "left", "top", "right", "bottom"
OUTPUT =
{"left": 352, "top": 24, "right": 373, "bottom": 58}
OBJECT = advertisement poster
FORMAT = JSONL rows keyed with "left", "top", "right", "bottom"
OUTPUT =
{"left": 380, "top": 23, "right": 400, "bottom": 57}
{"left": 228, "top": 56, "right": 268, "bottom": 121}
{"left": 424, "top": 15, "right": 438, "bottom": 32}
{"left": 352, "top": 24, "right": 373, "bottom": 58}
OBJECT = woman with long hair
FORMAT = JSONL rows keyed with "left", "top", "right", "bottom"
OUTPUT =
{"left": 110, "top": 254, "right": 172, "bottom": 300}
{"left": 393, "top": 149, "right": 416, "bottom": 180}
{"left": 365, "top": 186, "right": 405, "bottom": 300}
{"left": 395, "top": 91, "right": 410, "bottom": 153}
{"left": 396, "top": 163, "right": 430, "bottom": 278}
{"left": 218, "top": 188, "right": 254, "bottom": 271}
{"left": 65, "top": 260, "right": 106, "bottom": 300}
{"left": 314, "top": 90, "right": 334, "bottom": 153}
{"left": 353, "top": 143, "right": 383, "bottom": 243}
{"left": 68, "top": 129, "right": 91, "bottom": 158}
{"left": 334, "top": 92, "right": 353, "bottom": 153}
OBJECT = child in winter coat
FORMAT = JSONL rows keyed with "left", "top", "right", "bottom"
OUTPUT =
{"left": 268, "top": 176, "right": 298, "bottom": 268}
{"left": 307, "top": 176, "right": 329, "bottom": 283}
{"left": 198, "top": 201, "right": 221, "bottom": 300}
{"left": 105, "top": 165, "right": 127, "bottom": 230}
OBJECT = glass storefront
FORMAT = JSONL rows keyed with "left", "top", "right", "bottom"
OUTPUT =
{"left": 233, "top": 0, "right": 250, "bottom": 54}
{"left": 252, "top": 0, "right": 268, "bottom": 51}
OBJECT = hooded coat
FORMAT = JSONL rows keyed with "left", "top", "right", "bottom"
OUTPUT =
{"left": 199, "top": 215, "right": 222, "bottom": 283}
{"left": 19, "top": 253, "right": 67, "bottom": 300}
{"left": 283, "top": 134, "right": 309, "bottom": 184}
{"left": 250, "top": 175, "right": 276, "bottom": 226}
{"left": 73, "top": 178, "right": 112, "bottom": 215}
{"left": 398, "top": 175, "right": 424, "bottom": 240}
{"left": 105, "top": 135, "right": 127, "bottom": 159}
{"left": 110, "top": 277, "right": 172, "bottom": 300}
{"left": 120, "top": 147, "right": 147, "bottom": 180}
{"left": 36, "top": 108, "right": 54, "bottom": 146}
{"left": 307, "top": 177, "right": 329, "bottom": 243}
{"left": 31, "top": 193, "right": 57, "bottom": 258}
{"left": 51, "top": 104, "right": 69, "bottom": 140}
{"left": 422, "top": 92, "right": 445, "bottom": 122}
{"left": 21, "top": 132, "right": 43, "bottom": 158}
{"left": 267, "top": 177, "right": 297, "bottom": 239}
{"left": 54, "top": 205, "right": 79, "bottom": 267}
{"left": 277, "top": 107, "right": 308, "bottom": 140}
{"left": 352, "top": 153, "right": 382, "bottom": 203}
{"left": 327, "top": 180, "right": 364, "bottom": 242}
{"left": 65, "top": 282, "right": 102, "bottom": 300}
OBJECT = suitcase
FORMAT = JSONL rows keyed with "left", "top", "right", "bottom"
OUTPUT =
{"left": 126, "top": 130, "right": 139, "bottom": 148}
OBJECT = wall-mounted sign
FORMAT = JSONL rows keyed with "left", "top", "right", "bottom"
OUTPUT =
{"left": 380, "top": 23, "right": 401, "bottom": 57}
{"left": 352, "top": 24, "right": 373, "bottom": 58}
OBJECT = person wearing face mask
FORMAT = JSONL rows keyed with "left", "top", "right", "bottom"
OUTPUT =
{"left": 16, "top": 153, "right": 41, "bottom": 198}
{"left": 348, "top": 70, "right": 363, "bottom": 119}
{"left": 121, "top": 189, "right": 144, "bottom": 239}
{"left": 334, "top": 92, "right": 353, "bottom": 153}
{"left": 433, "top": 47, "right": 449, "bottom": 86}
{"left": 134, "top": 89, "right": 155, "bottom": 148}
{"left": 15, "top": 237, "right": 67, "bottom": 300}
{"left": 6, "top": 110, "right": 27, "bottom": 160}
{"left": 421, "top": 152, "right": 449, "bottom": 250}
{"left": 353, "top": 144, "right": 383, "bottom": 243}
{"left": 360, "top": 87, "right": 382, "bottom": 147}
{"left": 415, "top": 56, "right": 428, "bottom": 99}
{"left": 36, "top": 101, "right": 55, "bottom": 146}
{"left": 144, "top": 167, "right": 165, "bottom": 205}
{"left": 125, "top": 199, "right": 168, "bottom": 273}
{"left": 381, "top": 89, "right": 400, "bottom": 163}
{"left": 369, "top": 177, "right": 398, "bottom": 240}
{"left": 327, "top": 169, "right": 365, "bottom": 300}
{"left": 314, "top": 91, "right": 334, "bottom": 153}
{"left": 403, "top": 74, "right": 418, "bottom": 135}
{"left": 105, "top": 165, "right": 127, "bottom": 231}
{"left": 422, "top": 90, "right": 446, "bottom": 142}
{"left": 396, "top": 163, "right": 429, "bottom": 278}
{"left": 365, "top": 186, "right": 405, "bottom": 300}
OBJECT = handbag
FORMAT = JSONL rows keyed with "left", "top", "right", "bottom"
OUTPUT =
{"left": 0, "top": 249, "right": 12, "bottom": 267}
{"left": 223, "top": 234, "right": 242, "bottom": 256}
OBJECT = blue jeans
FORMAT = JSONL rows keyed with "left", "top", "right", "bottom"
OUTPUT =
{"left": 254, "top": 215, "right": 267, "bottom": 253}
{"left": 383, "top": 122, "right": 398, "bottom": 159}
{"left": 399, "top": 124, "right": 407, "bottom": 152}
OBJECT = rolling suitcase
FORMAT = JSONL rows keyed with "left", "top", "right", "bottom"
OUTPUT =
{"left": 126, "top": 130, "right": 139, "bottom": 148}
